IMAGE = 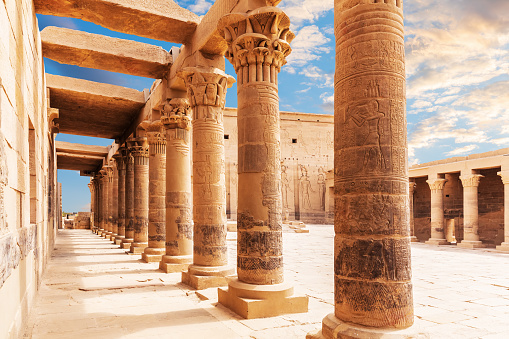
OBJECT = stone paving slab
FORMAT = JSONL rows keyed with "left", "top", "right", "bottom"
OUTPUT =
{"left": 23, "top": 227, "right": 509, "bottom": 338}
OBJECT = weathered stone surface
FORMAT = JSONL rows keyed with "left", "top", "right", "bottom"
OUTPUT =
{"left": 129, "top": 137, "right": 149, "bottom": 253}
{"left": 56, "top": 141, "right": 108, "bottom": 173}
{"left": 121, "top": 143, "right": 135, "bottom": 248}
{"left": 42, "top": 27, "right": 172, "bottom": 79}
{"left": 34, "top": 0, "right": 199, "bottom": 44}
{"left": 47, "top": 74, "right": 145, "bottom": 139}
{"left": 0, "top": 132, "right": 8, "bottom": 235}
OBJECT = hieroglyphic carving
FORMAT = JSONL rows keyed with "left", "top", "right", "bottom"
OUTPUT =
{"left": 333, "top": 0, "right": 412, "bottom": 330}
{"left": 318, "top": 167, "right": 326, "bottom": 211}
{"left": 281, "top": 162, "right": 292, "bottom": 220}
{"left": 131, "top": 137, "right": 149, "bottom": 250}
{"left": 123, "top": 141, "right": 135, "bottom": 244}
{"left": 299, "top": 165, "right": 314, "bottom": 210}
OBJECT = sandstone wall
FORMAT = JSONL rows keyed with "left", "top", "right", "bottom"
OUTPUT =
{"left": 0, "top": 1, "right": 57, "bottom": 338}
{"left": 478, "top": 168, "right": 504, "bottom": 245}
{"left": 223, "top": 108, "right": 334, "bottom": 224}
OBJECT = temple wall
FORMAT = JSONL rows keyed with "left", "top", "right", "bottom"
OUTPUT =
{"left": 223, "top": 108, "right": 334, "bottom": 224}
{"left": 0, "top": 1, "right": 56, "bottom": 338}
{"left": 478, "top": 168, "right": 504, "bottom": 245}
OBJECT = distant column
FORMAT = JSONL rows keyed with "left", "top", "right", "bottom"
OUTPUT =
{"left": 109, "top": 161, "right": 119, "bottom": 241}
{"left": 458, "top": 174, "right": 484, "bottom": 248}
{"left": 497, "top": 171, "right": 509, "bottom": 252}
{"left": 180, "top": 67, "right": 235, "bottom": 289}
{"left": 99, "top": 169, "right": 109, "bottom": 236}
{"left": 121, "top": 142, "right": 135, "bottom": 249}
{"left": 426, "top": 178, "right": 449, "bottom": 245}
{"left": 409, "top": 182, "right": 418, "bottom": 242}
{"left": 160, "top": 98, "right": 194, "bottom": 273}
{"left": 114, "top": 149, "right": 126, "bottom": 245}
{"left": 308, "top": 0, "right": 419, "bottom": 337}
{"left": 218, "top": 6, "right": 308, "bottom": 319}
{"left": 129, "top": 136, "right": 149, "bottom": 254}
{"left": 142, "top": 121, "right": 167, "bottom": 262}
{"left": 104, "top": 166, "right": 113, "bottom": 238}
{"left": 88, "top": 180, "right": 96, "bottom": 232}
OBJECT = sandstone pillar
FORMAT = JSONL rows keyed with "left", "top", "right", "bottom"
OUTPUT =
{"left": 308, "top": 0, "right": 419, "bottom": 337}
{"left": 109, "top": 161, "right": 119, "bottom": 241}
{"left": 93, "top": 178, "right": 100, "bottom": 233}
{"left": 129, "top": 137, "right": 149, "bottom": 254}
{"left": 114, "top": 149, "right": 126, "bottom": 245}
{"left": 458, "top": 174, "right": 484, "bottom": 248}
{"left": 142, "top": 122, "right": 167, "bottom": 262}
{"left": 217, "top": 7, "right": 308, "bottom": 319}
{"left": 121, "top": 143, "right": 135, "bottom": 249}
{"left": 88, "top": 180, "right": 97, "bottom": 232}
{"left": 409, "top": 182, "right": 418, "bottom": 242}
{"left": 103, "top": 166, "right": 114, "bottom": 238}
{"left": 180, "top": 67, "right": 235, "bottom": 289}
{"left": 99, "top": 169, "right": 109, "bottom": 237}
{"left": 426, "top": 178, "right": 449, "bottom": 245}
{"left": 496, "top": 171, "right": 509, "bottom": 252}
{"left": 160, "top": 98, "right": 194, "bottom": 273}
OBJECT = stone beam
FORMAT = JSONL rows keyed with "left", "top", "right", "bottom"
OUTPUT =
{"left": 34, "top": 0, "right": 200, "bottom": 44}
{"left": 55, "top": 141, "right": 109, "bottom": 172}
{"left": 47, "top": 74, "right": 146, "bottom": 139}
{"left": 42, "top": 27, "right": 172, "bottom": 79}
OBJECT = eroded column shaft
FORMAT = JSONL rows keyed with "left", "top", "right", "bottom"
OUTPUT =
{"left": 110, "top": 163, "right": 118, "bottom": 237}
{"left": 123, "top": 148, "right": 135, "bottom": 245}
{"left": 460, "top": 175, "right": 483, "bottom": 242}
{"left": 100, "top": 172, "right": 109, "bottom": 234}
{"left": 116, "top": 151, "right": 126, "bottom": 240}
{"left": 131, "top": 139, "right": 149, "bottom": 251}
{"left": 427, "top": 179, "right": 447, "bottom": 241}
{"left": 334, "top": 0, "right": 412, "bottom": 328}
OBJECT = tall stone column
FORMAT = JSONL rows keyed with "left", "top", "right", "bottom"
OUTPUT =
{"left": 426, "top": 178, "right": 449, "bottom": 245}
{"left": 180, "top": 67, "right": 235, "bottom": 289}
{"left": 114, "top": 149, "right": 126, "bottom": 245}
{"left": 142, "top": 121, "right": 167, "bottom": 262}
{"left": 458, "top": 174, "right": 484, "bottom": 248}
{"left": 160, "top": 98, "right": 194, "bottom": 273}
{"left": 93, "top": 177, "right": 100, "bottom": 233}
{"left": 308, "top": 0, "right": 420, "bottom": 337}
{"left": 129, "top": 136, "right": 149, "bottom": 254}
{"left": 409, "top": 182, "right": 418, "bottom": 242}
{"left": 109, "top": 161, "right": 119, "bottom": 241}
{"left": 99, "top": 168, "right": 109, "bottom": 237}
{"left": 104, "top": 166, "right": 114, "bottom": 238}
{"left": 88, "top": 180, "right": 96, "bottom": 232}
{"left": 121, "top": 142, "right": 135, "bottom": 249}
{"left": 496, "top": 171, "right": 509, "bottom": 252}
{"left": 218, "top": 7, "right": 307, "bottom": 319}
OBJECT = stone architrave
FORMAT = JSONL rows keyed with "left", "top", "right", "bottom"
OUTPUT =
{"left": 179, "top": 67, "right": 235, "bottom": 290}
{"left": 426, "top": 178, "right": 449, "bottom": 245}
{"left": 409, "top": 182, "right": 418, "bottom": 242}
{"left": 458, "top": 174, "right": 485, "bottom": 248}
{"left": 109, "top": 160, "right": 119, "bottom": 241}
{"left": 142, "top": 121, "right": 167, "bottom": 262}
{"left": 129, "top": 136, "right": 149, "bottom": 254}
{"left": 496, "top": 171, "right": 509, "bottom": 252}
{"left": 121, "top": 142, "right": 135, "bottom": 249}
{"left": 217, "top": 6, "right": 308, "bottom": 319}
{"left": 113, "top": 149, "right": 126, "bottom": 245}
{"left": 308, "top": 0, "right": 422, "bottom": 337}
{"left": 160, "top": 98, "right": 194, "bottom": 273}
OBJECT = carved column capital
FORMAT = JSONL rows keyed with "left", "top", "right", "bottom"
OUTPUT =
{"left": 131, "top": 137, "right": 149, "bottom": 159}
{"left": 409, "top": 181, "right": 416, "bottom": 194}
{"left": 219, "top": 7, "right": 294, "bottom": 85}
{"left": 427, "top": 178, "right": 447, "bottom": 191}
{"left": 146, "top": 121, "right": 166, "bottom": 146}
{"left": 460, "top": 174, "right": 483, "bottom": 188}
{"left": 498, "top": 171, "right": 509, "bottom": 185}
{"left": 161, "top": 98, "right": 192, "bottom": 130}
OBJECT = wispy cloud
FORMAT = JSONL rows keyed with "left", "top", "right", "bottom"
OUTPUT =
{"left": 286, "top": 25, "right": 331, "bottom": 72}
{"left": 188, "top": 0, "right": 212, "bottom": 15}
{"left": 280, "top": 0, "right": 333, "bottom": 28}
{"left": 446, "top": 144, "right": 479, "bottom": 156}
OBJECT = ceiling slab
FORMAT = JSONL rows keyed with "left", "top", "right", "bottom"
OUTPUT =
{"left": 47, "top": 74, "right": 146, "bottom": 139}
{"left": 56, "top": 141, "right": 109, "bottom": 173}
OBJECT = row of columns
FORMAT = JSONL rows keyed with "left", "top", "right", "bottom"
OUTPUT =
{"left": 409, "top": 171, "right": 509, "bottom": 250}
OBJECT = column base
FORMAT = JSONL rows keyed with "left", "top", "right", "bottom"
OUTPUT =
{"left": 159, "top": 255, "right": 192, "bottom": 273}
{"left": 425, "top": 238, "right": 449, "bottom": 245}
{"left": 120, "top": 238, "right": 133, "bottom": 249}
{"left": 306, "top": 313, "right": 428, "bottom": 339}
{"left": 141, "top": 248, "right": 165, "bottom": 263}
{"left": 128, "top": 242, "right": 148, "bottom": 254}
{"left": 218, "top": 278, "right": 308, "bottom": 319}
{"left": 97, "top": 229, "right": 104, "bottom": 236}
{"left": 410, "top": 236, "right": 419, "bottom": 242}
{"left": 109, "top": 234, "right": 117, "bottom": 242}
{"left": 457, "top": 240, "right": 485, "bottom": 249}
{"left": 496, "top": 242, "right": 509, "bottom": 252}
{"left": 114, "top": 236, "right": 125, "bottom": 246}
{"left": 181, "top": 264, "right": 235, "bottom": 290}
{"left": 103, "top": 232, "right": 112, "bottom": 238}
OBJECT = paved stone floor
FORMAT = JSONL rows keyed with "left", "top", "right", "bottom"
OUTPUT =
{"left": 24, "top": 226, "right": 509, "bottom": 338}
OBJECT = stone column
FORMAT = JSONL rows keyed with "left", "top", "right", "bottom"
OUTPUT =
{"left": 129, "top": 136, "right": 149, "bottom": 254}
{"left": 218, "top": 7, "right": 307, "bottom": 319}
{"left": 99, "top": 169, "right": 109, "bottom": 237}
{"left": 142, "top": 122, "right": 167, "bottom": 262}
{"left": 109, "top": 161, "right": 119, "bottom": 241}
{"left": 160, "top": 98, "right": 194, "bottom": 273}
{"left": 179, "top": 67, "right": 235, "bottom": 289}
{"left": 426, "top": 178, "right": 449, "bottom": 245}
{"left": 458, "top": 174, "right": 484, "bottom": 248}
{"left": 308, "top": 0, "right": 419, "bottom": 337}
{"left": 496, "top": 171, "right": 509, "bottom": 252}
{"left": 88, "top": 180, "right": 96, "bottom": 232}
{"left": 93, "top": 178, "right": 100, "bottom": 233}
{"left": 121, "top": 141, "right": 135, "bottom": 249}
{"left": 104, "top": 166, "right": 114, "bottom": 238}
{"left": 409, "top": 182, "right": 418, "bottom": 242}
{"left": 114, "top": 149, "right": 126, "bottom": 245}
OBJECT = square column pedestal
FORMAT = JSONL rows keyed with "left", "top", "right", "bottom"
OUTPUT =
{"left": 218, "top": 278, "right": 308, "bottom": 319}
{"left": 181, "top": 265, "right": 234, "bottom": 290}
{"left": 457, "top": 240, "right": 485, "bottom": 249}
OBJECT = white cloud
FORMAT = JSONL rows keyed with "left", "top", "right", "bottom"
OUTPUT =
{"left": 296, "top": 87, "right": 311, "bottom": 93}
{"left": 445, "top": 144, "right": 479, "bottom": 156}
{"left": 188, "top": 0, "right": 212, "bottom": 14}
{"left": 280, "top": 0, "right": 333, "bottom": 28}
{"left": 286, "top": 25, "right": 331, "bottom": 68}
{"left": 491, "top": 137, "right": 509, "bottom": 146}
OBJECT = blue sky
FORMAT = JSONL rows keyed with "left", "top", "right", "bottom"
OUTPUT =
{"left": 41, "top": 0, "right": 509, "bottom": 212}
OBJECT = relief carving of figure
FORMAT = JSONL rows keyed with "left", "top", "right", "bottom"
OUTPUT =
{"left": 299, "top": 166, "right": 314, "bottom": 210}
{"left": 281, "top": 163, "right": 292, "bottom": 220}
{"left": 317, "top": 167, "right": 326, "bottom": 211}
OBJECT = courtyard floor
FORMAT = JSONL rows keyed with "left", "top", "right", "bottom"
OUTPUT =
{"left": 24, "top": 226, "right": 509, "bottom": 338}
